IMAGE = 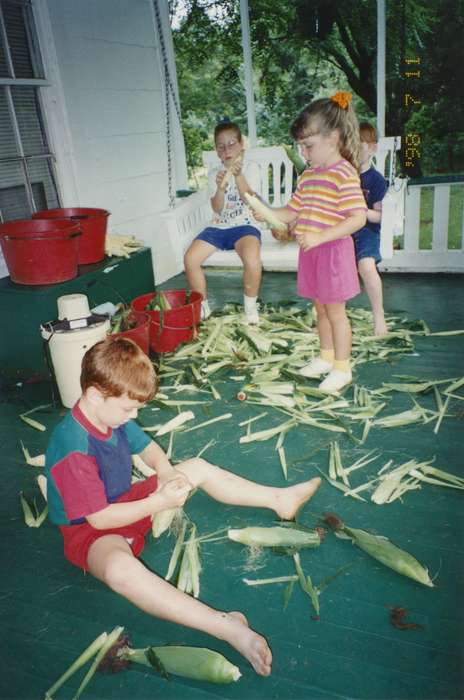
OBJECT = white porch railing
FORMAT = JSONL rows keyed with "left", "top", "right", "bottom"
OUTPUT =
{"left": 158, "top": 143, "right": 464, "bottom": 282}
{"left": 380, "top": 180, "right": 464, "bottom": 272}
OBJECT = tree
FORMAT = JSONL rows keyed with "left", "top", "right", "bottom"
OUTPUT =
{"left": 170, "top": 0, "right": 462, "bottom": 177}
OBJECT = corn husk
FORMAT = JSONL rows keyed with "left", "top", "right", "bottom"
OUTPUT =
{"left": 20, "top": 441, "right": 45, "bottom": 467}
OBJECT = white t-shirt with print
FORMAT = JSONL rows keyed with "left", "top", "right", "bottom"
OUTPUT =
{"left": 207, "top": 159, "right": 262, "bottom": 229}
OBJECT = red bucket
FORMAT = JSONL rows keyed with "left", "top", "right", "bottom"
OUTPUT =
{"left": 33, "top": 207, "right": 110, "bottom": 264}
{"left": 0, "top": 218, "right": 81, "bottom": 285}
{"left": 131, "top": 290, "right": 202, "bottom": 353}
{"left": 111, "top": 311, "right": 150, "bottom": 356}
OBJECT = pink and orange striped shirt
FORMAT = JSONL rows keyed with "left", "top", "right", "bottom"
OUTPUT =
{"left": 286, "top": 159, "right": 366, "bottom": 235}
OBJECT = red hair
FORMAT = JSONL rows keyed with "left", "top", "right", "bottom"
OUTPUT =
{"left": 80, "top": 337, "right": 157, "bottom": 401}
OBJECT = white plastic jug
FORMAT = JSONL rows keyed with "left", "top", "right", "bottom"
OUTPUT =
{"left": 41, "top": 294, "right": 110, "bottom": 408}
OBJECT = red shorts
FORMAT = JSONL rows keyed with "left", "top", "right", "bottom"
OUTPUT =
{"left": 59, "top": 475, "right": 158, "bottom": 571}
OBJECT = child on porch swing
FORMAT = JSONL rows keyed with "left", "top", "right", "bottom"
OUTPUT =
{"left": 255, "top": 92, "right": 367, "bottom": 394}
{"left": 45, "top": 336, "right": 321, "bottom": 677}
{"left": 184, "top": 119, "right": 263, "bottom": 324}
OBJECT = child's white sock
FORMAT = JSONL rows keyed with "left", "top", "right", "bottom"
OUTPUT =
{"left": 201, "top": 299, "right": 211, "bottom": 320}
{"left": 244, "top": 295, "right": 259, "bottom": 324}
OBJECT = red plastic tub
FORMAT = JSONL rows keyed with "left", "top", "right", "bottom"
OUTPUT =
{"left": 131, "top": 290, "right": 202, "bottom": 353}
{"left": 33, "top": 207, "right": 110, "bottom": 264}
{"left": 111, "top": 311, "right": 150, "bottom": 356}
{"left": 0, "top": 218, "right": 81, "bottom": 285}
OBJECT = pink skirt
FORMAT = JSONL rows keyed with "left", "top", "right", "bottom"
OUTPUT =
{"left": 297, "top": 236, "right": 360, "bottom": 303}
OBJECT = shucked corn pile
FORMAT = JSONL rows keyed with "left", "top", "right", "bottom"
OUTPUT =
{"left": 149, "top": 303, "right": 463, "bottom": 455}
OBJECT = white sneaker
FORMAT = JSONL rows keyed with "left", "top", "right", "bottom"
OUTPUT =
{"left": 299, "top": 357, "right": 333, "bottom": 378}
{"left": 319, "top": 369, "right": 352, "bottom": 394}
{"left": 201, "top": 300, "right": 211, "bottom": 321}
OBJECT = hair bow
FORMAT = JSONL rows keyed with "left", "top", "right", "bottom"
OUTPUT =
{"left": 330, "top": 91, "right": 352, "bottom": 109}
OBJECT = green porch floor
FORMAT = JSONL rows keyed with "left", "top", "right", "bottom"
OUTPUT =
{"left": 1, "top": 270, "right": 463, "bottom": 700}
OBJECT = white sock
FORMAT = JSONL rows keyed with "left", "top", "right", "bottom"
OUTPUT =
{"left": 244, "top": 295, "right": 258, "bottom": 313}
{"left": 201, "top": 299, "right": 211, "bottom": 319}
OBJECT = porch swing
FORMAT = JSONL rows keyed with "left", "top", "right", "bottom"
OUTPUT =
{"left": 157, "top": 1, "right": 406, "bottom": 274}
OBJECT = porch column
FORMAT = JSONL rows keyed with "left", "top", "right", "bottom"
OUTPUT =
{"left": 377, "top": 0, "right": 386, "bottom": 137}
{"left": 239, "top": 0, "right": 257, "bottom": 146}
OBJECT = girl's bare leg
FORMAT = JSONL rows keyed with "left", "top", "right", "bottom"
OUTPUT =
{"left": 184, "top": 239, "right": 217, "bottom": 298}
{"left": 174, "top": 458, "right": 321, "bottom": 521}
{"left": 314, "top": 300, "right": 334, "bottom": 350}
{"left": 325, "top": 302, "right": 351, "bottom": 360}
{"left": 234, "top": 235, "right": 262, "bottom": 297}
{"left": 87, "top": 535, "right": 272, "bottom": 675}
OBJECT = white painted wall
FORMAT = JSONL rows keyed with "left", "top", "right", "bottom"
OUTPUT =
{"left": 28, "top": 0, "right": 187, "bottom": 283}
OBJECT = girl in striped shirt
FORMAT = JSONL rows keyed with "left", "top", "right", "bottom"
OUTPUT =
{"left": 261, "top": 93, "right": 367, "bottom": 393}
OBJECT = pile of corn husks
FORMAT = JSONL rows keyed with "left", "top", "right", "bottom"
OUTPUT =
{"left": 139, "top": 302, "right": 463, "bottom": 504}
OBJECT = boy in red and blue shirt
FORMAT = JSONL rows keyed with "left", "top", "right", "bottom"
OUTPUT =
{"left": 46, "top": 336, "right": 321, "bottom": 677}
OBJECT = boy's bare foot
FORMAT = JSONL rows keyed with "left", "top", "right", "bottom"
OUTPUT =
{"left": 222, "top": 611, "right": 272, "bottom": 676}
{"left": 274, "top": 477, "right": 321, "bottom": 521}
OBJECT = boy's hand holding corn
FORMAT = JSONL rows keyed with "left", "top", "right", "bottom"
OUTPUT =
{"left": 153, "top": 473, "right": 192, "bottom": 512}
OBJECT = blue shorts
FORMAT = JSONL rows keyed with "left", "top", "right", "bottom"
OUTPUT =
{"left": 195, "top": 225, "right": 261, "bottom": 251}
{"left": 353, "top": 228, "right": 381, "bottom": 264}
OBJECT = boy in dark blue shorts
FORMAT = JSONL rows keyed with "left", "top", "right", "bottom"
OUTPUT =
{"left": 352, "top": 122, "right": 389, "bottom": 335}
{"left": 184, "top": 121, "right": 262, "bottom": 324}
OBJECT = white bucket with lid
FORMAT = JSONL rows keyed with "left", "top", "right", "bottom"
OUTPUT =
{"left": 41, "top": 294, "right": 110, "bottom": 408}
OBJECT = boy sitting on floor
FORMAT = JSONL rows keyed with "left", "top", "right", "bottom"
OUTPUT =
{"left": 45, "top": 336, "right": 321, "bottom": 677}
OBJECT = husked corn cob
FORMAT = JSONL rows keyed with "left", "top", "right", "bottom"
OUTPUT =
{"left": 219, "top": 152, "right": 243, "bottom": 190}
{"left": 152, "top": 507, "right": 182, "bottom": 538}
{"left": 127, "top": 645, "right": 241, "bottom": 683}
{"left": 228, "top": 525, "right": 321, "bottom": 549}
{"left": 244, "top": 193, "right": 288, "bottom": 232}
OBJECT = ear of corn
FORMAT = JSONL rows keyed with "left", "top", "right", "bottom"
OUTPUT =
{"left": 324, "top": 513, "right": 434, "bottom": 587}
{"left": 152, "top": 507, "right": 183, "bottom": 538}
{"left": 282, "top": 144, "right": 306, "bottom": 174}
{"left": 244, "top": 192, "right": 288, "bottom": 232}
{"left": 228, "top": 525, "right": 321, "bottom": 549}
{"left": 343, "top": 524, "right": 434, "bottom": 587}
{"left": 127, "top": 646, "right": 241, "bottom": 683}
{"left": 219, "top": 152, "right": 243, "bottom": 190}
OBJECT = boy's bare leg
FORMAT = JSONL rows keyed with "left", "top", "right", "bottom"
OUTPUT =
{"left": 87, "top": 535, "right": 272, "bottom": 675}
{"left": 184, "top": 239, "right": 217, "bottom": 298}
{"left": 358, "top": 257, "right": 387, "bottom": 335}
{"left": 234, "top": 235, "right": 262, "bottom": 297}
{"left": 325, "top": 302, "right": 351, "bottom": 360}
{"left": 174, "top": 458, "right": 321, "bottom": 520}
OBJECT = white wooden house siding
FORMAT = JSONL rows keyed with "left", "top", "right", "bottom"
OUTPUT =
{"left": 1, "top": 0, "right": 187, "bottom": 283}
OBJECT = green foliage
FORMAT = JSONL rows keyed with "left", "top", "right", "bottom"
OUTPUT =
{"left": 170, "top": 0, "right": 463, "bottom": 178}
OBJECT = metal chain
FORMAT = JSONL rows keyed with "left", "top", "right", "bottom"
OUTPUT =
{"left": 153, "top": 0, "right": 182, "bottom": 208}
